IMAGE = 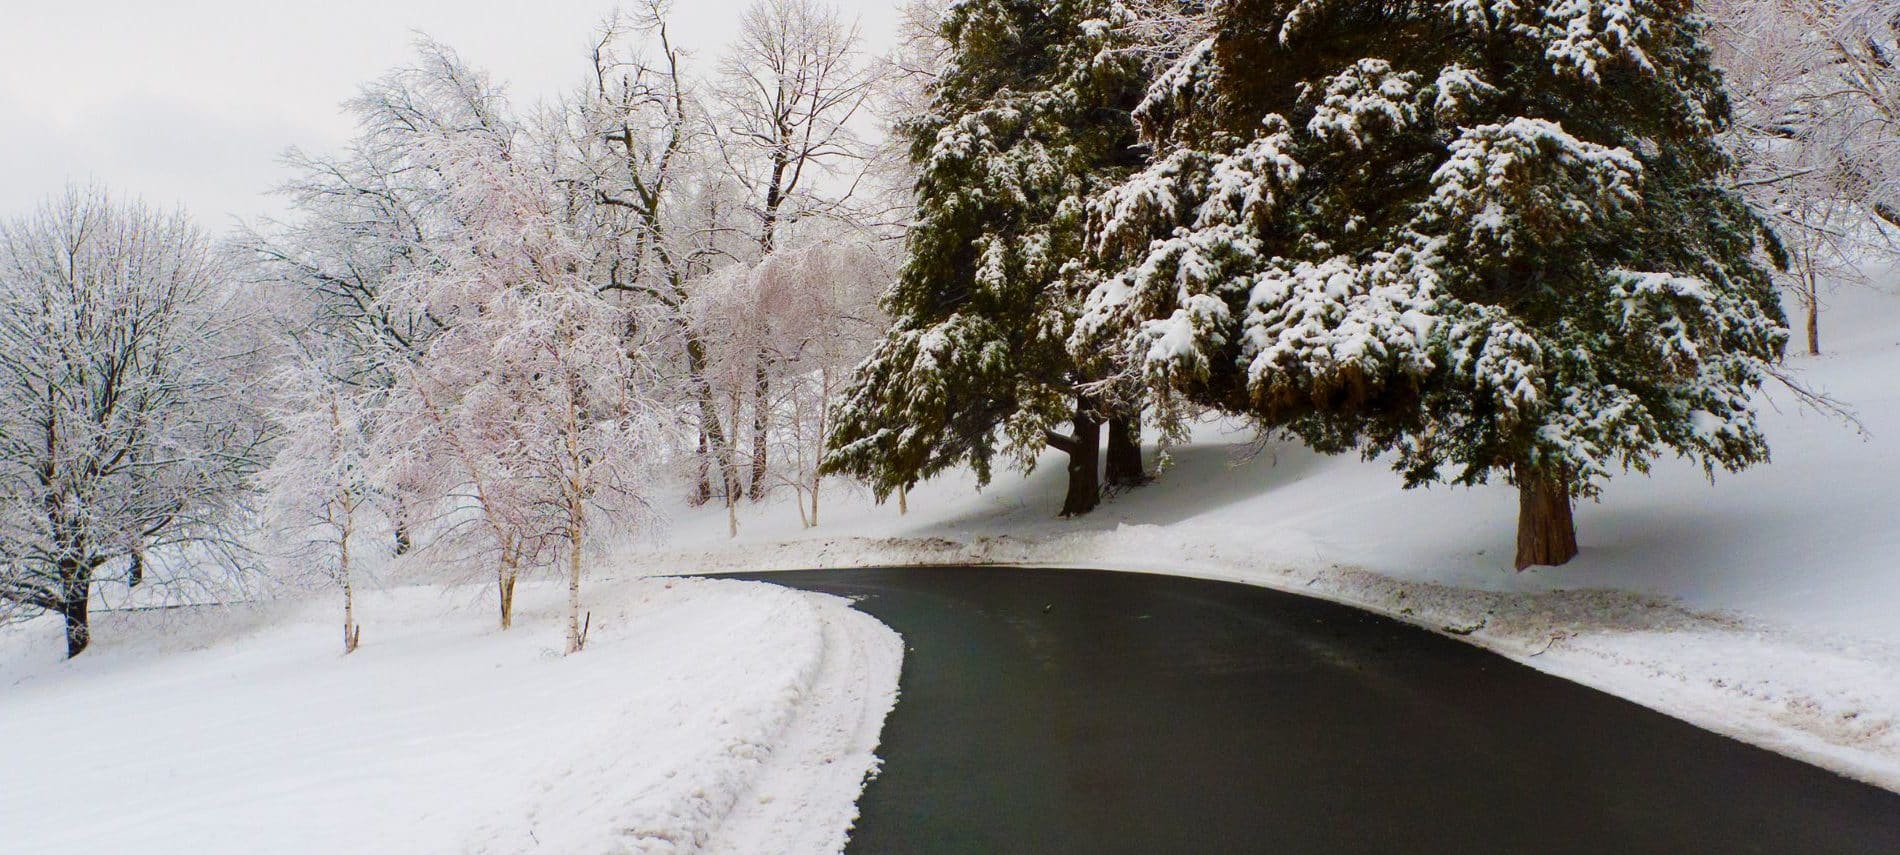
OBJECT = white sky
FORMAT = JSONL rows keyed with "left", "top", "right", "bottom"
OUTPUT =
{"left": 0, "top": 0, "right": 902, "bottom": 234}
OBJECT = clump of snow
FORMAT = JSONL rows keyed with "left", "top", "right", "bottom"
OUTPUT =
{"left": 635, "top": 284, "right": 1900, "bottom": 792}
{"left": 0, "top": 577, "right": 900, "bottom": 854}
{"left": 1306, "top": 59, "right": 1421, "bottom": 149}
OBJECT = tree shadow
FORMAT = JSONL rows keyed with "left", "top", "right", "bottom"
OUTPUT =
{"left": 901, "top": 438, "right": 1332, "bottom": 536}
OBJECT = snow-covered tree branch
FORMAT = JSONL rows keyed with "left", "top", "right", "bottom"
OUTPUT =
{"left": 0, "top": 186, "right": 268, "bottom": 656}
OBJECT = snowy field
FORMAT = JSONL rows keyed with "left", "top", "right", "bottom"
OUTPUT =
{"left": 0, "top": 578, "right": 900, "bottom": 853}
{"left": 2, "top": 284, "right": 1893, "bottom": 851}
{"left": 639, "top": 285, "right": 1900, "bottom": 792}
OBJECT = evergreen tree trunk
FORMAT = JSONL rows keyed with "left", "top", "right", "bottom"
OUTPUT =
{"left": 897, "top": 484, "right": 908, "bottom": 515}
{"left": 1048, "top": 397, "right": 1102, "bottom": 517}
{"left": 1515, "top": 465, "right": 1579, "bottom": 570}
{"left": 1105, "top": 410, "right": 1149, "bottom": 487}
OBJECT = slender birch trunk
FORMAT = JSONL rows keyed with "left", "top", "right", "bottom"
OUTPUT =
{"left": 563, "top": 363, "right": 588, "bottom": 655}
{"left": 812, "top": 366, "right": 826, "bottom": 527}
{"left": 340, "top": 500, "right": 359, "bottom": 654}
{"left": 565, "top": 506, "right": 585, "bottom": 655}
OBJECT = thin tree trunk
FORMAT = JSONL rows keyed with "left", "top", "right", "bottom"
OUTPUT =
{"left": 1806, "top": 290, "right": 1821, "bottom": 356}
{"left": 561, "top": 355, "right": 588, "bottom": 655}
{"left": 341, "top": 514, "right": 359, "bottom": 654}
{"left": 565, "top": 505, "right": 585, "bottom": 655}
{"left": 1048, "top": 397, "right": 1103, "bottom": 517}
{"left": 692, "top": 428, "right": 712, "bottom": 506}
{"left": 728, "top": 387, "right": 744, "bottom": 537}
{"left": 750, "top": 357, "right": 770, "bottom": 500}
{"left": 1514, "top": 464, "right": 1579, "bottom": 570}
{"left": 812, "top": 367, "right": 826, "bottom": 528}
{"left": 498, "top": 546, "right": 519, "bottom": 631}
{"left": 1105, "top": 410, "right": 1150, "bottom": 487}
{"left": 686, "top": 333, "right": 738, "bottom": 501}
{"left": 897, "top": 484, "right": 908, "bottom": 516}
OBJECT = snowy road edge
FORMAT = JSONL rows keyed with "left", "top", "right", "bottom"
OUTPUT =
{"left": 702, "top": 591, "right": 903, "bottom": 855}
{"left": 638, "top": 532, "right": 1900, "bottom": 795}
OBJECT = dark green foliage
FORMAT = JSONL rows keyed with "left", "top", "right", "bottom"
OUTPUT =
{"left": 1075, "top": 0, "right": 1787, "bottom": 506}
{"left": 824, "top": 0, "right": 1153, "bottom": 502}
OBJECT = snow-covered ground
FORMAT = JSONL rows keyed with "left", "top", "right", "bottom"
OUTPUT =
{"left": 3, "top": 285, "right": 1893, "bottom": 853}
{"left": 0, "top": 577, "right": 900, "bottom": 854}
{"left": 637, "top": 284, "right": 1900, "bottom": 793}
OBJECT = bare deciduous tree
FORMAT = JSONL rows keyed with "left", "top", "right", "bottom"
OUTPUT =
{"left": 1710, "top": 0, "right": 1900, "bottom": 354}
{"left": 714, "top": 0, "right": 883, "bottom": 499}
{"left": 390, "top": 85, "right": 671, "bottom": 652}
{"left": 0, "top": 187, "right": 267, "bottom": 657}
{"left": 260, "top": 351, "right": 381, "bottom": 654}
{"left": 690, "top": 237, "right": 888, "bottom": 528}
{"left": 561, "top": 5, "right": 746, "bottom": 511}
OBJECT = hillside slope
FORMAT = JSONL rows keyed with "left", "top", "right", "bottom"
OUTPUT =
{"left": 643, "top": 284, "right": 1900, "bottom": 790}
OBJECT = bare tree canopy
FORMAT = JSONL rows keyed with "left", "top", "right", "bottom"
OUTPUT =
{"left": 0, "top": 186, "right": 267, "bottom": 656}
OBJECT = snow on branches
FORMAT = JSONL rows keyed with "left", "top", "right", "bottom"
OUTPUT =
{"left": 1421, "top": 117, "right": 1644, "bottom": 261}
{"left": 1438, "top": 0, "right": 1656, "bottom": 82}
{"left": 0, "top": 187, "right": 268, "bottom": 655}
{"left": 1078, "top": 0, "right": 1786, "bottom": 566}
{"left": 826, "top": 0, "right": 1161, "bottom": 516}
{"left": 397, "top": 106, "right": 669, "bottom": 651}
{"left": 1706, "top": 0, "right": 1900, "bottom": 355}
{"left": 1308, "top": 60, "right": 1423, "bottom": 149}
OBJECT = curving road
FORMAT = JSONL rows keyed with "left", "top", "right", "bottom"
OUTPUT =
{"left": 722, "top": 566, "right": 1900, "bottom": 854}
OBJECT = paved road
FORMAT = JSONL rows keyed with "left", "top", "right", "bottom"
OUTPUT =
{"left": 722, "top": 566, "right": 1900, "bottom": 854}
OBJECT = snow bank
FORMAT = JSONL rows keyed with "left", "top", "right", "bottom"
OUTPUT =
{"left": 0, "top": 577, "right": 900, "bottom": 854}
{"left": 635, "top": 285, "right": 1900, "bottom": 792}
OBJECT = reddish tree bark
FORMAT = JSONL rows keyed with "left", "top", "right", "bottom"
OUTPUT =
{"left": 1515, "top": 465, "right": 1579, "bottom": 570}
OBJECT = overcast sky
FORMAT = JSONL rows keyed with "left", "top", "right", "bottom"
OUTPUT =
{"left": 0, "top": 0, "right": 901, "bottom": 234}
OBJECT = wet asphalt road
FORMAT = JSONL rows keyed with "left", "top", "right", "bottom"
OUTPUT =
{"left": 720, "top": 566, "right": 1900, "bottom": 854}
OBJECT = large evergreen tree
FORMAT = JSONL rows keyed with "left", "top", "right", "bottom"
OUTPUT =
{"left": 825, "top": 0, "right": 1154, "bottom": 515}
{"left": 1074, "top": 0, "right": 1787, "bottom": 565}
